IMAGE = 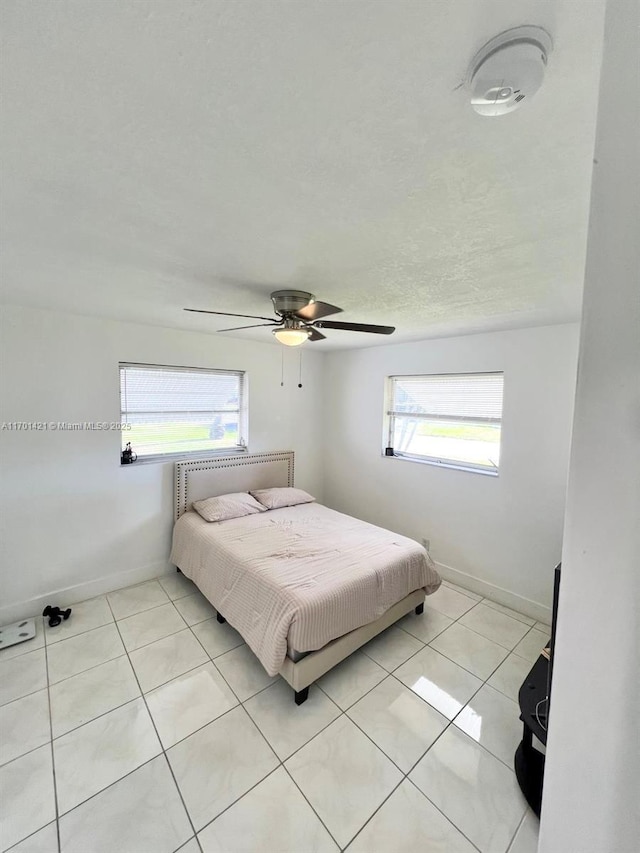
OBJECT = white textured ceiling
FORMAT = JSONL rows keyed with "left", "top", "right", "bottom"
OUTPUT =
{"left": 1, "top": 0, "right": 605, "bottom": 349}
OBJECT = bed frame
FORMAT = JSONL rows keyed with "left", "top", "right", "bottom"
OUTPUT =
{"left": 174, "top": 451, "right": 425, "bottom": 704}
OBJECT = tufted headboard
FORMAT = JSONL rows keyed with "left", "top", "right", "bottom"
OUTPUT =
{"left": 174, "top": 451, "right": 294, "bottom": 520}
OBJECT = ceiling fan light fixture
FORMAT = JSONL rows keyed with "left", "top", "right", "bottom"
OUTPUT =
{"left": 273, "top": 327, "right": 310, "bottom": 347}
{"left": 186, "top": 289, "right": 394, "bottom": 341}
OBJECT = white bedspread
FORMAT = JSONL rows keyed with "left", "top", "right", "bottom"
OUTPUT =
{"left": 170, "top": 502, "right": 441, "bottom": 676}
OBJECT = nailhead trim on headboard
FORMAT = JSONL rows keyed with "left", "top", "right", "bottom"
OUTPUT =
{"left": 174, "top": 451, "right": 294, "bottom": 520}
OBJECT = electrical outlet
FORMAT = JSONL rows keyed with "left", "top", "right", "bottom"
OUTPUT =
{"left": 421, "top": 538, "right": 430, "bottom": 552}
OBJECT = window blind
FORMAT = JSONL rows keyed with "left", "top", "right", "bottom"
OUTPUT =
{"left": 119, "top": 363, "right": 245, "bottom": 459}
{"left": 386, "top": 372, "right": 503, "bottom": 473}
{"left": 389, "top": 373, "right": 504, "bottom": 423}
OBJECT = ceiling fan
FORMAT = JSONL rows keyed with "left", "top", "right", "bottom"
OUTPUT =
{"left": 185, "top": 290, "right": 395, "bottom": 346}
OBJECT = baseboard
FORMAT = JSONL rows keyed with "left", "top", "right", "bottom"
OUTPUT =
{"left": 434, "top": 560, "right": 552, "bottom": 624}
{"left": 1, "top": 555, "right": 552, "bottom": 627}
{"left": 0, "top": 559, "right": 174, "bottom": 625}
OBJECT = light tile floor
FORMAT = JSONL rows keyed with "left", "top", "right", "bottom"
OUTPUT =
{"left": 0, "top": 575, "right": 546, "bottom": 853}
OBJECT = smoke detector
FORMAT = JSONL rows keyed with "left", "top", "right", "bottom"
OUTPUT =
{"left": 467, "top": 26, "right": 553, "bottom": 116}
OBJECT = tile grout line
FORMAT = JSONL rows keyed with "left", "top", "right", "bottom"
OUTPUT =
{"left": 44, "top": 617, "right": 115, "bottom": 649}
{"left": 315, "top": 603, "right": 489, "bottom": 719}
{"left": 112, "top": 602, "right": 188, "bottom": 645}
{"left": 212, "top": 646, "right": 345, "bottom": 850}
{"left": 72, "top": 610, "right": 256, "bottom": 746}
{"left": 343, "top": 768, "right": 483, "bottom": 853}
{"left": 44, "top": 626, "right": 279, "bottom": 775}
{"left": 48, "top": 625, "right": 247, "bottom": 847}
{"left": 15, "top": 582, "right": 529, "bottom": 658}
{"left": 432, "top": 600, "right": 532, "bottom": 652}
{"left": 51, "top": 754, "right": 160, "bottom": 828}
{"left": 406, "top": 640, "right": 521, "bottom": 762}
{"left": 339, "top": 773, "right": 406, "bottom": 851}
{"left": 334, "top": 671, "right": 489, "bottom": 794}
{"left": 193, "top": 763, "right": 283, "bottom": 838}
{"left": 183, "top": 609, "right": 346, "bottom": 851}
{"left": 51, "top": 693, "right": 140, "bottom": 747}
{"left": 506, "top": 810, "right": 529, "bottom": 853}
{"left": 440, "top": 581, "right": 544, "bottom": 628}
{"left": 47, "top": 649, "right": 125, "bottom": 690}
{"left": 281, "top": 762, "right": 345, "bottom": 851}
{"left": 451, "top": 639, "right": 540, "bottom": 676}
{"left": 334, "top": 702, "right": 481, "bottom": 852}
{"left": 321, "top": 606, "right": 453, "bottom": 712}
{"left": 309, "top": 680, "right": 483, "bottom": 850}
{"left": 331, "top": 598, "right": 530, "bottom": 849}
{"left": 405, "top": 776, "right": 484, "bottom": 853}
{"left": 185, "top": 615, "right": 273, "bottom": 706}
{"left": 394, "top": 616, "right": 453, "bottom": 645}
{"left": 124, "top": 595, "right": 339, "bottom": 848}
{"left": 369, "top": 615, "right": 484, "bottom": 690}
{"left": 342, "top": 676, "right": 451, "bottom": 775}
{"left": 49, "top": 606, "right": 188, "bottom": 658}
{"left": 0, "top": 682, "right": 50, "bottom": 712}
{"left": 101, "top": 595, "right": 173, "bottom": 623}
{"left": 449, "top": 710, "right": 525, "bottom": 774}
{"left": 164, "top": 621, "right": 519, "bottom": 851}
{"left": 414, "top": 600, "right": 532, "bottom": 824}
{"left": 451, "top": 622, "right": 532, "bottom": 654}
{"left": 175, "top": 836, "right": 202, "bottom": 853}
{"left": 187, "top": 683, "right": 344, "bottom": 850}
{"left": 165, "top": 579, "right": 530, "bottom": 840}
{"left": 2, "top": 672, "right": 251, "bottom": 778}
{"left": 10, "top": 576, "right": 536, "bottom": 851}
{"left": 244, "top": 695, "right": 342, "bottom": 765}
{"left": 353, "top": 604, "right": 529, "bottom": 770}
{"left": 42, "top": 619, "right": 62, "bottom": 853}
{"left": 104, "top": 594, "right": 202, "bottom": 850}
{"left": 38, "top": 582, "right": 537, "bottom": 691}
{"left": 0, "top": 738, "right": 50, "bottom": 772}
{"left": 40, "top": 577, "right": 196, "bottom": 652}
{"left": 407, "top": 599, "right": 537, "bottom": 678}
{"left": 480, "top": 599, "right": 537, "bottom": 628}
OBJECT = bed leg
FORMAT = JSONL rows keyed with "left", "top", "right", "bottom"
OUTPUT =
{"left": 415, "top": 603, "right": 424, "bottom": 615}
{"left": 216, "top": 612, "right": 226, "bottom": 624}
{"left": 294, "top": 687, "right": 309, "bottom": 706}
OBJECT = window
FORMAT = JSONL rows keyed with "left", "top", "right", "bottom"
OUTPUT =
{"left": 119, "top": 363, "right": 247, "bottom": 461}
{"left": 385, "top": 372, "right": 503, "bottom": 474}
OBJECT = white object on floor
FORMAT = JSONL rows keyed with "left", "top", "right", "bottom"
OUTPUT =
{"left": 0, "top": 618, "right": 35, "bottom": 650}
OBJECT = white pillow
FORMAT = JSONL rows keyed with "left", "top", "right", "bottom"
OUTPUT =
{"left": 192, "top": 492, "right": 267, "bottom": 523}
{"left": 249, "top": 487, "right": 315, "bottom": 510}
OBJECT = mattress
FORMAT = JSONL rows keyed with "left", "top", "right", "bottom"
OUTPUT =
{"left": 170, "top": 502, "right": 441, "bottom": 676}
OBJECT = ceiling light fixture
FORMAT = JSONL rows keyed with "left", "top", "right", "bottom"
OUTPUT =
{"left": 273, "top": 327, "right": 310, "bottom": 347}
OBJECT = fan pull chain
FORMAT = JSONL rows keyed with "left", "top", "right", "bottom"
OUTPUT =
{"left": 298, "top": 351, "right": 303, "bottom": 388}
{"left": 280, "top": 348, "right": 284, "bottom": 387}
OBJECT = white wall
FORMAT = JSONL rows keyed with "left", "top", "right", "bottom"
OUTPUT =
{"left": 323, "top": 324, "right": 580, "bottom": 618}
{"left": 0, "top": 306, "right": 580, "bottom": 625}
{"left": 539, "top": 1, "right": 640, "bottom": 850}
{"left": 0, "top": 304, "right": 325, "bottom": 621}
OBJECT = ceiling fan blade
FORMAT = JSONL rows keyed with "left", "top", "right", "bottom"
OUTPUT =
{"left": 185, "top": 308, "right": 276, "bottom": 322}
{"left": 295, "top": 301, "right": 343, "bottom": 321}
{"left": 307, "top": 327, "right": 327, "bottom": 342}
{"left": 217, "top": 322, "right": 282, "bottom": 332}
{"left": 315, "top": 320, "right": 395, "bottom": 335}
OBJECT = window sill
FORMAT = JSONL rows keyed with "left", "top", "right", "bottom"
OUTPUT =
{"left": 120, "top": 448, "right": 248, "bottom": 467}
{"left": 382, "top": 452, "right": 499, "bottom": 477}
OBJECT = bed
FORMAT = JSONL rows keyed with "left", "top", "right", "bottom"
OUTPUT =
{"left": 170, "top": 451, "right": 441, "bottom": 703}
